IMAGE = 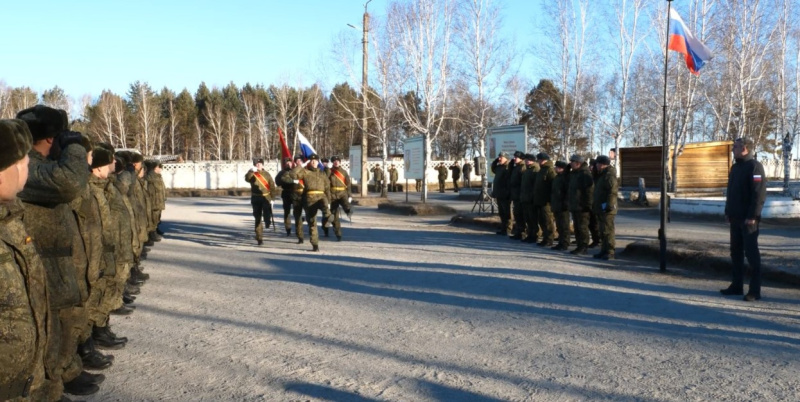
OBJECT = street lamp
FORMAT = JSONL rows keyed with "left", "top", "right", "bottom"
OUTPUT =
{"left": 349, "top": 1, "right": 371, "bottom": 197}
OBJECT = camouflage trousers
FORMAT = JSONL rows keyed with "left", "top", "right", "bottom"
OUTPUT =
{"left": 537, "top": 204, "right": 555, "bottom": 243}
{"left": 570, "top": 211, "right": 590, "bottom": 249}
{"left": 554, "top": 210, "right": 571, "bottom": 248}
{"left": 597, "top": 212, "right": 616, "bottom": 255}
{"left": 323, "top": 191, "right": 351, "bottom": 238}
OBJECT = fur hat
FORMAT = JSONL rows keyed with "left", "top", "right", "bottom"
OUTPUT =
{"left": 91, "top": 147, "right": 114, "bottom": 169}
{"left": 513, "top": 151, "right": 525, "bottom": 159}
{"left": 96, "top": 142, "right": 115, "bottom": 154}
{"left": 0, "top": 119, "right": 33, "bottom": 171}
{"left": 524, "top": 153, "right": 536, "bottom": 161}
{"left": 15, "top": 105, "right": 69, "bottom": 142}
{"left": 536, "top": 152, "right": 550, "bottom": 161}
{"left": 596, "top": 155, "right": 612, "bottom": 165}
{"left": 331, "top": 155, "right": 341, "bottom": 162}
{"left": 569, "top": 154, "right": 584, "bottom": 163}
{"left": 115, "top": 150, "right": 132, "bottom": 166}
{"left": 78, "top": 133, "right": 93, "bottom": 152}
{"left": 497, "top": 151, "right": 510, "bottom": 159}
{"left": 129, "top": 152, "right": 144, "bottom": 164}
{"left": 555, "top": 161, "right": 569, "bottom": 169}
{"left": 114, "top": 155, "right": 126, "bottom": 173}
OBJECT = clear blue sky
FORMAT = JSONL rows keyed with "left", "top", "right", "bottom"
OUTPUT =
{"left": 0, "top": 0, "right": 541, "bottom": 100}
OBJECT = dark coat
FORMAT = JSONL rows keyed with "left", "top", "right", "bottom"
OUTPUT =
{"left": 592, "top": 165, "right": 618, "bottom": 215}
{"left": 568, "top": 162, "right": 593, "bottom": 212}
{"left": 724, "top": 153, "right": 767, "bottom": 220}
{"left": 533, "top": 161, "right": 556, "bottom": 207}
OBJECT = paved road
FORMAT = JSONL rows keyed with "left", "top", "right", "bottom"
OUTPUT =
{"left": 87, "top": 196, "right": 800, "bottom": 401}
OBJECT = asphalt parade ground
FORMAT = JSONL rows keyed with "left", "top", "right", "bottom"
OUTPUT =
{"left": 86, "top": 193, "right": 800, "bottom": 401}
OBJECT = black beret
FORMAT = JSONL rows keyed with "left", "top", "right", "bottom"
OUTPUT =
{"left": 536, "top": 152, "right": 550, "bottom": 160}
{"left": 0, "top": 119, "right": 33, "bottom": 171}
{"left": 569, "top": 154, "right": 584, "bottom": 163}
{"left": 16, "top": 105, "right": 69, "bottom": 142}
{"left": 331, "top": 155, "right": 341, "bottom": 162}
{"left": 91, "top": 148, "right": 114, "bottom": 169}
{"left": 513, "top": 151, "right": 525, "bottom": 158}
{"left": 555, "top": 161, "right": 569, "bottom": 169}
{"left": 596, "top": 155, "right": 612, "bottom": 165}
{"left": 308, "top": 154, "right": 319, "bottom": 160}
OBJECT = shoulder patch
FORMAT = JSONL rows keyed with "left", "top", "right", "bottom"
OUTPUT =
{"left": 753, "top": 175, "right": 762, "bottom": 182}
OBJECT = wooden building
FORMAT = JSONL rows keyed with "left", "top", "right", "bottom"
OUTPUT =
{"left": 618, "top": 141, "right": 733, "bottom": 192}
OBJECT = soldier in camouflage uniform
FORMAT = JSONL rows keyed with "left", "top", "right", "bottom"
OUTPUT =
{"left": 550, "top": 161, "right": 572, "bottom": 251}
{"left": 275, "top": 158, "right": 296, "bottom": 236}
{"left": 282, "top": 154, "right": 331, "bottom": 252}
{"left": 288, "top": 155, "right": 308, "bottom": 243}
{"left": 534, "top": 153, "right": 557, "bottom": 247}
{"left": 592, "top": 155, "right": 618, "bottom": 260}
{"left": 388, "top": 164, "right": 399, "bottom": 192}
{"left": 323, "top": 156, "right": 352, "bottom": 241}
{"left": 518, "top": 154, "right": 539, "bottom": 243}
{"left": 145, "top": 160, "right": 166, "bottom": 241}
{"left": 0, "top": 119, "right": 49, "bottom": 401}
{"left": 16, "top": 106, "right": 101, "bottom": 398}
{"left": 491, "top": 152, "right": 512, "bottom": 235}
{"left": 436, "top": 164, "right": 448, "bottom": 193}
{"left": 568, "top": 154, "right": 594, "bottom": 255}
{"left": 114, "top": 151, "right": 146, "bottom": 296}
{"left": 372, "top": 165, "right": 384, "bottom": 193}
{"left": 244, "top": 158, "right": 277, "bottom": 245}
{"left": 508, "top": 151, "right": 526, "bottom": 240}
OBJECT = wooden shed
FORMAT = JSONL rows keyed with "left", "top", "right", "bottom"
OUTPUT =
{"left": 619, "top": 141, "right": 733, "bottom": 192}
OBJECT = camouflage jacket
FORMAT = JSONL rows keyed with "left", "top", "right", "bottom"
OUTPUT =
{"left": 550, "top": 168, "right": 571, "bottom": 213}
{"left": 275, "top": 168, "right": 296, "bottom": 197}
{"left": 436, "top": 166, "right": 448, "bottom": 180}
{"left": 283, "top": 165, "right": 330, "bottom": 205}
{"left": 146, "top": 171, "right": 167, "bottom": 211}
{"left": 113, "top": 171, "right": 141, "bottom": 256}
{"left": 519, "top": 163, "right": 540, "bottom": 203}
{"left": 69, "top": 186, "right": 104, "bottom": 291}
{"left": 568, "top": 162, "right": 594, "bottom": 212}
{"left": 592, "top": 165, "right": 618, "bottom": 216}
{"left": 0, "top": 200, "right": 48, "bottom": 401}
{"left": 327, "top": 166, "right": 351, "bottom": 197}
{"left": 389, "top": 168, "right": 399, "bottom": 182}
{"left": 508, "top": 162, "right": 526, "bottom": 201}
{"left": 89, "top": 176, "right": 118, "bottom": 277}
{"left": 533, "top": 161, "right": 556, "bottom": 207}
{"left": 18, "top": 145, "right": 89, "bottom": 207}
{"left": 129, "top": 171, "right": 149, "bottom": 243}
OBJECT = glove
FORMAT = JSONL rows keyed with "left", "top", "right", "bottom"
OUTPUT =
{"left": 601, "top": 203, "right": 607, "bottom": 211}
{"left": 293, "top": 179, "right": 299, "bottom": 184}
{"left": 348, "top": 197, "right": 352, "bottom": 203}
{"left": 58, "top": 130, "right": 84, "bottom": 149}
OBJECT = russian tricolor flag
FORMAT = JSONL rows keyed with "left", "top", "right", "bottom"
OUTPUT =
{"left": 297, "top": 130, "right": 323, "bottom": 170}
{"left": 668, "top": 8, "right": 713, "bottom": 75}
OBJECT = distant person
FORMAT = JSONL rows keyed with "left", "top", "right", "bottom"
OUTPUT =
{"left": 519, "top": 154, "right": 539, "bottom": 243}
{"left": 324, "top": 156, "right": 352, "bottom": 241}
{"left": 534, "top": 153, "right": 556, "bottom": 247}
{"left": 388, "top": 164, "right": 399, "bottom": 192}
{"left": 721, "top": 137, "right": 767, "bottom": 302}
{"left": 462, "top": 161, "right": 472, "bottom": 189}
{"left": 415, "top": 178, "right": 423, "bottom": 192}
{"left": 567, "top": 154, "right": 593, "bottom": 255}
{"left": 275, "top": 157, "right": 296, "bottom": 236}
{"left": 372, "top": 165, "right": 384, "bottom": 193}
{"left": 282, "top": 154, "right": 331, "bottom": 252}
{"left": 436, "top": 163, "right": 448, "bottom": 193}
{"left": 449, "top": 163, "right": 461, "bottom": 193}
{"left": 509, "top": 151, "right": 526, "bottom": 240}
{"left": 550, "top": 161, "right": 572, "bottom": 251}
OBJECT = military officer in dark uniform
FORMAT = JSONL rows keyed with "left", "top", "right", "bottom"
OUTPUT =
{"left": 449, "top": 163, "right": 461, "bottom": 193}
{"left": 721, "top": 137, "right": 767, "bottom": 301}
{"left": 282, "top": 154, "right": 331, "bottom": 252}
{"left": 244, "top": 158, "right": 277, "bottom": 245}
{"left": 491, "top": 152, "right": 512, "bottom": 235}
{"left": 534, "top": 153, "right": 556, "bottom": 246}
{"left": 509, "top": 151, "right": 526, "bottom": 240}
{"left": 324, "top": 156, "right": 352, "bottom": 241}
{"left": 550, "top": 161, "right": 572, "bottom": 251}
{"left": 592, "top": 155, "right": 618, "bottom": 260}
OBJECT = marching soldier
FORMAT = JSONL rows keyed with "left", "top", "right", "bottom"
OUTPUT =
{"left": 288, "top": 155, "right": 307, "bottom": 243}
{"left": 0, "top": 119, "right": 49, "bottom": 401}
{"left": 275, "top": 157, "right": 296, "bottom": 236}
{"left": 323, "top": 156, "right": 353, "bottom": 241}
{"left": 567, "top": 154, "right": 593, "bottom": 255}
{"left": 534, "top": 153, "right": 556, "bottom": 247}
{"left": 449, "top": 163, "right": 461, "bottom": 193}
{"left": 244, "top": 158, "right": 277, "bottom": 245}
{"left": 282, "top": 154, "right": 330, "bottom": 251}
{"left": 592, "top": 155, "right": 618, "bottom": 260}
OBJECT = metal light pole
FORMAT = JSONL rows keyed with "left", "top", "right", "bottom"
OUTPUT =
{"left": 659, "top": 0, "right": 674, "bottom": 272}
{"left": 360, "top": 1, "right": 372, "bottom": 197}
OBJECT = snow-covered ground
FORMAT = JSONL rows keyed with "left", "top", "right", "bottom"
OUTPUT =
{"left": 87, "top": 197, "right": 800, "bottom": 401}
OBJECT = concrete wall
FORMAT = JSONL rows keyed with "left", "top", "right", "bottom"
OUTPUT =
{"left": 670, "top": 196, "right": 800, "bottom": 218}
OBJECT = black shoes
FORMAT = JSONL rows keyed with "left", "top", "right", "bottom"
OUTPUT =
{"left": 510, "top": 234, "right": 522, "bottom": 240}
{"left": 720, "top": 286, "right": 744, "bottom": 296}
{"left": 110, "top": 305, "right": 135, "bottom": 316}
{"left": 156, "top": 227, "right": 165, "bottom": 236}
{"left": 125, "top": 283, "right": 141, "bottom": 295}
{"left": 74, "top": 371, "right": 105, "bottom": 385}
{"left": 297, "top": 239, "right": 304, "bottom": 244}
{"left": 323, "top": 227, "right": 329, "bottom": 237}
{"left": 551, "top": 244, "right": 567, "bottom": 251}
{"left": 495, "top": 230, "right": 507, "bottom": 235}
{"left": 93, "top": 326, "right": 127, "bottom": 350}
{"left": 286, "top": 229, "right": 291, "bottom": 236}
{"left": 311, "top": 245, "right": 320, "bottom": 252}
{"left": 588, "top": 241, "right": 599, "bottom": 248}
{"left": 336, "top": 235, "right": 342, "bottom": 241}
{"left": 744, "top": 293, "right": 761, "bottom": 302}
{"left": 257, "top": 239, "right": 263, "bottom": 245}
{"left": 131, "top": 264, "right": 149, "bottom": 281}
{"left": 79, "top": 338, "right": 113, "bottom": 370}
{"left": 570, "top": 247, "right": 588, "bottom": 255}
{"left": 127, "top": 276, "right": 145, "bottom": 286}
{"left": 122, "top": 293, "right": 136, "bottom": 304}
{"left": 537, "top": 241, "right": 553, "bottom": 247}
{"left": 63, "top": 378, "right": 99, "bottom": 396}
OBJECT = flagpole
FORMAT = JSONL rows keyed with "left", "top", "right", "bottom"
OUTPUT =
{"left": 659, "top": 0, "right": 674, "bottom": 273}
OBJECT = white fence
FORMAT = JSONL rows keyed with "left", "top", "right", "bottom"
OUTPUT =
{"left": 761, "top": 159, "right": 800, "bottom": 180}
{"left": 160, "top": 159, "right": 470, "bottom": 190}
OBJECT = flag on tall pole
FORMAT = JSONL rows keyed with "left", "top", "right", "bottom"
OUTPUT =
{"left": 277, "top": 127, "right": 292, "bottom": 160}
{"left": 667, "top": 8, "right": 713, "bottom": 75}
{"left": 296, "top": 130, "right": 317, "bottom": 160}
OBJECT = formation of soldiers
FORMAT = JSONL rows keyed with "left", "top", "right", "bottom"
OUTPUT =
{"left": 246, "top": 153, "right": 352, "bottom": 252}
{"left": 1, "top": 105, "right": 166, "bottom": 401}
{"left": 491, "top": 151, "right": 618, "bottom": 260}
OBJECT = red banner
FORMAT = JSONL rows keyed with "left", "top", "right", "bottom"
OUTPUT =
{"left": 277, "top": 127, "right": 292, "bottom": 161}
